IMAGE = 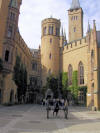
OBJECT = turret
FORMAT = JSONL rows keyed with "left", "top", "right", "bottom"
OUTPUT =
{"left": 68, "top": 0, "right": 83, "bottom": 42}
{"left": 41, "top": 18, "right": 61, "bottom": 85}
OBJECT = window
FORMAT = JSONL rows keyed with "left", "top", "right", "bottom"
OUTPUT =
{"left": 32, "top": 62, "right": 37, "bottom": 71}
{"left": 56, "top": 28, "right": 59, "bottom": 36}
{"left": 78, "top": 62, "right": 84, "bottom": 85}
{"left": 76, "top": 16, "right": 78, "bottom": 20}
{"left": 50, "top": 38, "right": 52, "bottom": 43}
{"left": 71, "top": 16, "right": 73, "bottom": 20}
{"left": 68, "top": 64, "right": 73, "bottom": 85}
{"left": 49, "top": 26, "right": 53, "bottom": 35}
{"left": 10, "top": 12, "right": 15, "bottom": 21}
{"left": 49, "top": 53, "right": 51, "bottom": 59}
{"left": 74, "top": 27, "right": 76, "bottom": 32}
{"left": 5, "top": 50, "right": 9, "bottom": 62}
{"left": 7, "top": 26, "right": 13, "bottom": 38}
{"left": 43, "top": 27, "right": 46, "bottom": 35}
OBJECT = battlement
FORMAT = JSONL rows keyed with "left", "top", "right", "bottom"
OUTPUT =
{"left": 42, "top": 18, "right": 60, "bottom": 25}
{"left": 63, "top": 37, "right": 87, "bottom": 53}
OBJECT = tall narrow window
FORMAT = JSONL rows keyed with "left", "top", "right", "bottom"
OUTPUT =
{"left": 7, "top": 26, "right": 13, "bottom": 38}
{"left": 49, "top": 26, "right": 53, "bottom": 35}
{"left": 78, "top": 62, "right": 84, "bottom": 85}
{"left": 49, "top": 53, "right": 52, "bottom": 59}
{"left": 5, "top": 50, "right": 9, "bottom": 62}
{"left": 56, "top": 28, "right": 59, "bottom": 36}
{"left": 50, "top": 38, "right": 52, "bottom": 43}
{"left": 74, "top": 27, "right": 76, "bottom": 32}
{"left": 68, "top": 64, "right": 73, "bottom": 85}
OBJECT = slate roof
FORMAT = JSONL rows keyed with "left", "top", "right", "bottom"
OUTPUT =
{"left": 70, "top": 0, "right": 80, "bottom": 10}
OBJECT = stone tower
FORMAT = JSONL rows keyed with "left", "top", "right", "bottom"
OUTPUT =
{"left": 68, "top": 0, "right": 83, "bottom": 42}
{"left": 1, "top": 0, "right": 22, "bottom": 72}
{"left": 41, "top": 18, "right": 61, "bottom": 85}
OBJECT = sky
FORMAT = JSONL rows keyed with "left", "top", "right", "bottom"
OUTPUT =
{"left": 18, "top": 0, "right": 100, "bottom": 49}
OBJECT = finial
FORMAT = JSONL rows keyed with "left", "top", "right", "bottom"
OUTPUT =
{"left": 87, "top": 20, "right": 91, "bottom": 33}
{"left": 93, "top": 20, "right": 96, "bottom": 31}
{"left": 61, "top": 26, "right": 64, "bottom": 36}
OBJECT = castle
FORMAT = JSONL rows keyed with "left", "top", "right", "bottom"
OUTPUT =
{"left": 0, "top": 0, "right": 100, "bottom": 110}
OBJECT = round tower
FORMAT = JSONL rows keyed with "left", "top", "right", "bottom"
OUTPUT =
{"left": 41, "top": 18, "right": 61, "bottom": 85}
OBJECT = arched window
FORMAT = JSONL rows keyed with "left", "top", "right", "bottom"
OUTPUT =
{"left": 68, "top": 64, "right": 73, "bottom": 85}
{"left": 78, "top": 62, "right": 84, "bottom": 85}
{"left": 91, "top": 50, "right": 94, "bottom": 80}
{"left": 49, "top": 53, "right": 51, "bottom": 59}
{"left": 49, "top": 26, "right": 53, "bottom": 35}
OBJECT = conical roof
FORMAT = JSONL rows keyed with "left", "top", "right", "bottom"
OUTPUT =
{"left": 70, "top": 0, "right": 80, "bottom": 10}
{"left": 9, "top": 0, "right": 18, "bottom": 9}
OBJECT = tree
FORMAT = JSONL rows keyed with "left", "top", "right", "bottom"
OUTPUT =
{"left": 62, "top": 72, "right": 68, "bottom": 90}
{"left": 13, "top": 56, "right": 27, "bottom": 103}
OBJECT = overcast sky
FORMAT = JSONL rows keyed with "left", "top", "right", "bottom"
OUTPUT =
{"left": 18, "top": 0, "right": 100, "bottom": 49}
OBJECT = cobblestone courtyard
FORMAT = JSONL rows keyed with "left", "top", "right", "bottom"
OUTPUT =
{"left": 0, "top": 104, "right": 100, "bottom": 133}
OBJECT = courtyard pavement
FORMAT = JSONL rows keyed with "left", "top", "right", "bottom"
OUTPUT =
{"left": 0, "top": 104, "right": 100, "bottom": 133}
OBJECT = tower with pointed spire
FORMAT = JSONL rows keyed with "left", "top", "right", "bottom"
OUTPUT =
{"left": 68, "top": 0, "right": 83, "bottom": 42}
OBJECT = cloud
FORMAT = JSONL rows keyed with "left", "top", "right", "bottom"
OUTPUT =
{"left": 18, "top": 0, "right": 100, "bottom": 49}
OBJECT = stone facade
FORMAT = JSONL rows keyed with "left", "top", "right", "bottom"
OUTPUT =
{"left": 41, "top": 1, "right": 100, "bottom": 110}
{"left": 0, "top": 0, "right": 41, "bottom": 104}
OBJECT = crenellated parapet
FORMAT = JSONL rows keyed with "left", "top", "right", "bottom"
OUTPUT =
{"left": 63, "top": 37, "right": 87, "bottom": 54}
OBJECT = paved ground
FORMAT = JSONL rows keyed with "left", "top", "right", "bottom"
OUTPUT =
{"left": 0, "top": 104, "right": 100, "bottom": 133}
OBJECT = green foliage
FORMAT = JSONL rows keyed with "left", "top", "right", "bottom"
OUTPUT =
{"left": 62, "top": 72, "right": 68, "bottom": 90}
{"left": 0, "top": 58, "right": 3, "bottom": 72}
{"left": 13, "top": 56, "right": 27, "bottom": 103}
{"left": 72, "top": 71, "right": 78, "bottom": 99}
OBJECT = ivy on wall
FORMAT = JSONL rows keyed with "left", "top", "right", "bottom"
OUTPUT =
{"left": 62, "top": 72, "right": 68, "bottom": 90}
{"left": 61, "top": 70, "right": 87, "bottom": 104}
{"left": 72, "top": 71, "right": 78, "bottom": 99}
